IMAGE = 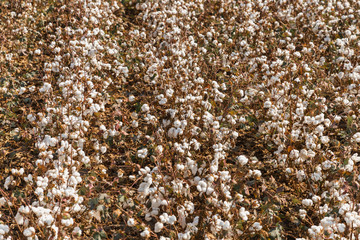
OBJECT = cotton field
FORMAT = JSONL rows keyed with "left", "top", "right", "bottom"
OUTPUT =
{"left": 0, "top": 0, "right": 360, "bottom": 239}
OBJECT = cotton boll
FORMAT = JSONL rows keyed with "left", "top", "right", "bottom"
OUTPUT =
{"left": 137, "top": 148, "right": 148, "bottom": 159}
{"left": 166, "top": 89, "right": 174, "bottom": 97}
{"left": 0, "top": 224, "right": 9, "bottom": 235}
{"left": 320, "top": 136, "right": 329, "bottom": 144}
{"left": 264, "top": 100, "right": 272, "bottom": 108}
{"left": 23, "top": 227, "right": 35, "bottom": 237}
{"left": 159, "top": 98, "right": 167, "bottom": 105}
{"left": 19, "top": 206, "right": 30, "bottom": 214}
{"left": 140, "top": 227, "right": 150, "bottom": 238}
{"left": 132, "top": 120, "right": 139, "bottom": 128}
{"left": 18, "top": 87, "right": 26, "bottom": 95}
{"left": 168, "top": 215, "right": 177, "bottom": 225}
{"left": 312, "top": 195, "right": 321, "bottom": 203}
{"left": 127, "top": 218, "right": 136, "bottom": 227}
{"left": 253, "top": 170, "right": 262, "bottom": 178}
{"left": 72, "top": 227, "right": 82, "bottom": 236}
{"left": 237, "top": 155, "right": 248, "bottom": 166}
{"left": 141, "top": 104, "right": 150, "bottom": 112}
{"left": 197, "top": 180, "right": 207, "bottom": 192}
{"left": 61, "top": 218, "right": 74, "bottom": 227}
{"left": 250, "top": 222, "right": 262, "bottom": 231}
{"left": 294, "top": 209, "right": 305, "bottom": 221}
{"left": 154, "top": 222, "right": 164, "bottom": 233}
{"left": 100, "top": 146, "right": 107, "bottom": 154}
{"left": 15, "top": 212, "right": 24, "bottom": 225}
{"left": 239, "top": 207, "right": 250, "bottom": 221}
{"left": 155, "top": 145, "right": 163, "bottom": 155}
{"left": 302, "top": 199, "right": 313, "bottom": 207}
{"left": 337, "top": 223, "right": 346, "bottom": 233}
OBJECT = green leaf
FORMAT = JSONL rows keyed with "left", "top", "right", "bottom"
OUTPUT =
{"left": 89, "top": 198, "right": 99, "bottom": 210}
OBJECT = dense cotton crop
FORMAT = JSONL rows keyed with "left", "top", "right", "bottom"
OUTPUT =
{"left": 1, "top": 0, "right": 360, "bottom": 239}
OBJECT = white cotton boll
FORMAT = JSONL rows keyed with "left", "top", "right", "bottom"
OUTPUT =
{"left": 72, "top": 227, "right": 82, "bottom": 236}
{"left": 18, "top": 87, "right": 26, "bottom": 95}
{"left": 320, "top": 136, "right": 329, "bottom": 144}
{"left": 61, "top": 218, "right": 74, "bottom": 226}
{"left": 155, "top": 145, "right": 163, "bottom": 155}
{"left": 15, "top": 212, "right": 24, "bottom": 225}
{"left": 154, "top": 222, "right": 164, "bottom": 233}
{"left": 352, "top": 153, "right": 360, "bottom": 163}
{"left": 72, "top": 204, "right": 81, "bottom": 212}
{"left": 337, "top": 223, "right": 346, "bottom": 233}
{"left": 127, "top": 218, "right": 136, "bottom": 227}
{"left": 141, "top": 104, "right": 150, "bottom": 112}
{"left": 82, "top": 156, "right": 90, "bottom": 164}
{"left": 253, "top": 170, "right": 262, "bottom": 178}
{"left": 137, "top": 148, "right": 148, "bottom": 159}
{"left": 4, "top": 176, "right": 13, "bottom": 189}
{"left": 239, "top": 207, "right": 250, "bottom": 221}
{"left": 34, "top": 49, "right": 41, "bottom": 55}
{"left": 251, "top": 222, "right": 262, "bottom": 231}
{"left": 312, "top": 195, "right": 321, "bottom": 203}
{"left": 49, "top": 137, "right": 58, "bottom": 147}
{"left": 0, "top": 224, "right": 9, "bottom": 235}
{"left": 334, "top": 116, "right": 341, "bottom": 122}
{"left": 19, "top": 206, "right": 30, "bottom": 214}
{"left": 324, "top": 118, "right": 331, "bottom": 127}
{"left": 100, "top": 146, "right": 107, "bottom": 154}
{"left": 166, "top": 89, "right": 174, "bottom": 97}
{"left": 39, "top": 214, "right": 54, "bottom": 226}
{"left": 320, "top": 217, "right": 334, "bottom": 228}
{"left": 302, "top": 199, "right": 313, "bottom": 207}
{"left": 132, "top": 120, "right": 139, "bottom": 128}
{"left": 264, "top": 100, "right": 272, "bottom": 108}
{"left": 140, "top": 228, "right": 150, "bottom": 238}
{"left": 39, "top": 82, "right": 52, "bottom": 93}
{"left": 353, "top": 132, "right": 360, "bottom": 142}
{"left": 206, "top": 186, "right": 214, "bottom": 195}
{"left": 29, "top": 86, "right": 36, "bottom": 92}
{"left": 100, "top": 125, "right": 106, "bottom": 131}
{"left": 222, "top": 220, "right": 231, "bottom": 230}
{"left": 176, "top": 164, "right": 185, "bottom": 171}
{"left": 23, "top": 227, "right": 35, "bottom": 237}
{"left": 197, "top": 180, "right": 207, "bottom": 192}
{"left": 128, "top": 95, "right": 135, "bottom": 102}
{"left": 159, "top": 98, "right": 167, "bottom": 105}
{"left": 27, "top": 114, "right": 36, "bottom": 122}
{"left": 237, "top": 155, "right": 248, "bottom": 166}
{"left": 168, "top": 215, "right": 177, "bottom": 225}
{"left": 0, "top": 198, "right": 6, "bottom": 207}
{"left": 299, "top": 209, "right": 307, "bottom": 219}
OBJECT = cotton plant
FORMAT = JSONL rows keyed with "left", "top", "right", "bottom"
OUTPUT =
{"left": 2, "top": 0, "right": 360, "bottom": 239}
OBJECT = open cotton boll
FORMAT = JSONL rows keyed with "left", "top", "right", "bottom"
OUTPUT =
{"left": 61, "top": 218, "right": 74, "bottom": 227}
{"left": 154, "top": 222, "right": 164, "bottom": 233}
{"left": 141, "top": 104, "right": 150, "bottom": 112}
{"left": 239, "top": 207, "right": 250, "bottom": 221}
{"left": 100, "top": 146, "right": 107, "bottom": 154}
{"left": 15, "top": 212, "right": 24, "bottom": 225}
{"left": 137, "top": 148, "right": 148, "bottom": 159}
{"left": 127, "top": 218, "right": 136, "bottom": 227}
{"left": 0, "top": 224, "right": 9, "bottom": 235}
{"left": 140, "top": 227, "right": 150, "bottom": 238}
{"left": 70, "top": 226, "right": 82, "bottom": 237}
{"left": 197, "top": 180, "right": 207, "bottom": 192}
{"left": 302, "top": 199, "right": 314, "bottom": 207}
{"left": 23, "top": 227, "right": 35, "bottom": 237}
{"left": 237, "top": 155, "right": 248, "bottom": 166}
